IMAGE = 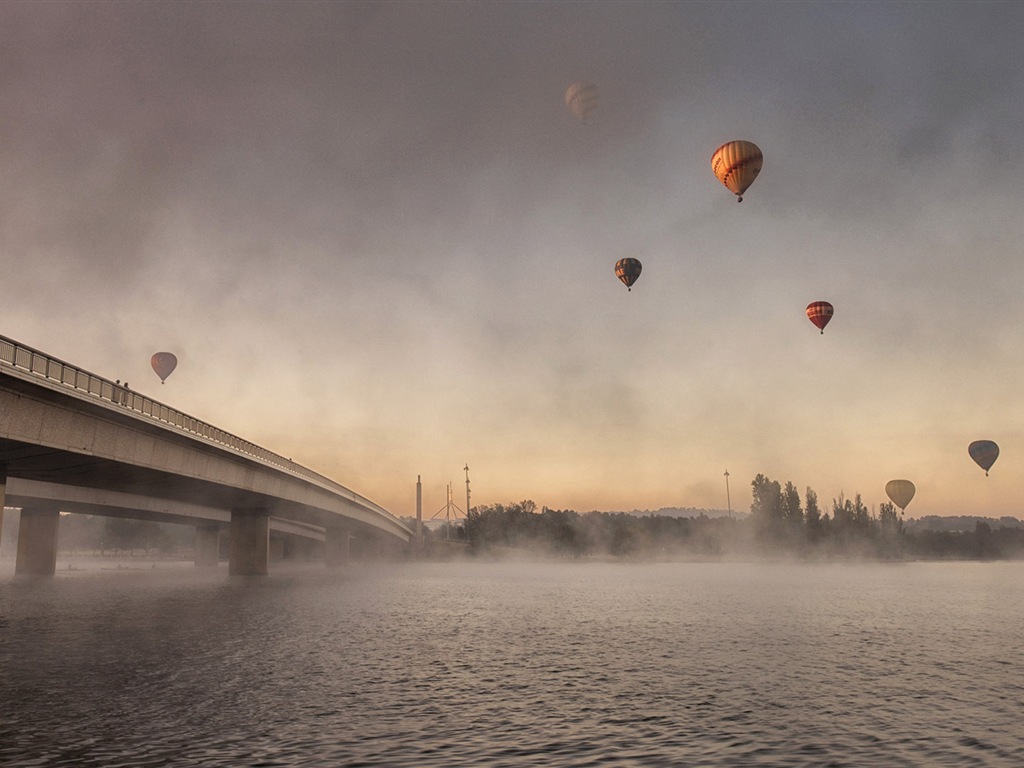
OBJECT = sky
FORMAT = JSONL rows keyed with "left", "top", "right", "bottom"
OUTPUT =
{"left": 2, "top": 1, "right": 1024, "bottom": 521}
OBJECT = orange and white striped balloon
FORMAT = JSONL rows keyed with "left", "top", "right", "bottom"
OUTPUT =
{"left": 711, "top": 140, "right": 763, "bottom": 201}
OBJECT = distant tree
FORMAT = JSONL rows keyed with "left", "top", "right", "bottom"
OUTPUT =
{"left": 879, "top": 502, "right": 902, "bottom": 537}
{"left": 539, "top": 508, "right": 589, "bottom": 557}
{"left": 781, "top": 481, "right": 803, "bottom": 530}
{"left": 463, "top": 500, "right": 539, "bottom": 552}
{"left": 973, "top": 521, "right": 995, "bottom": 558}
{"left": 606, "top": 513, "right": 638, "bottom": 556}
{"left": 906, "top": 529, "right": 967, "bottom": 559}
{"left": 827, "top": 492, "right": 880, "bottom": 554}
{"left": 463, "top": 503, "right": 501, "bottom": 550}
{"left": 852, "top": 494, "right": 871, "bottom": 532}
{"left": 805, "top": 487, "right": 822, "bottom": 542}
{"left": 831, "top": 492, "right": 854, "bottom": 536}
{"left": 875, "top": 501, "right": 903, "bottom": 558}
{"left": 750, "top": 474, "right": 777, "bottom": 520}
{"left": 750, "top": 474, "right": 784, "bottom": 543}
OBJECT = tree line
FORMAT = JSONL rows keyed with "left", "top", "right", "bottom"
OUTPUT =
{"left": 5, "top": 472, "right": 1021, "bottom": 562}
{"left": 435, "top": 474, "right": 1024, "bottom": 560}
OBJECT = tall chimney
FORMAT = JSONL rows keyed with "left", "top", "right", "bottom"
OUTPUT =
{"left": 415, "top": 475, "right": 423, "bottom": 555}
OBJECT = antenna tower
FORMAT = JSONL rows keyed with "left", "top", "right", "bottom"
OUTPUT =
{"left": 430, "top": 482, "right": 465, "bottom": 541}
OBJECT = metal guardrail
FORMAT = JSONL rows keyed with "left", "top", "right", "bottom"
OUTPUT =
{"left": 0, "top": 333, "right": 395, "bottom": 520}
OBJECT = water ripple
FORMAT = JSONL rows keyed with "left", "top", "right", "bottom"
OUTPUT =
{"left": 1, "top": 561, "right": 1023, "bottom": 766}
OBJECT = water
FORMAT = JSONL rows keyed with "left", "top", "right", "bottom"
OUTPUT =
{"left": 1, "top": 559, "right": 1022, "bottom": 766}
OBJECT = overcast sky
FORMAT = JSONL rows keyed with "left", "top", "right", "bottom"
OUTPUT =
{"left": 2, "top": 1, "right": 1023, "bottom": 519}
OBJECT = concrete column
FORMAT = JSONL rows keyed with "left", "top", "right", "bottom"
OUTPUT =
{"left": 194, "top": 524, "right": 220, "bottom": 568}
{"left": 229, "top": 508, "right": 269, "bottom": 576}
{"left": 326, "top": 527, "right": 350, "bottom": 567}
{"left": 15, "top": 504, "right": 60, "bottom": 576}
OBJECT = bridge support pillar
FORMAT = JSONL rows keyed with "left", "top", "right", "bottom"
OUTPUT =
{"left": 229, "top": 508, "right": 269, "bottom": 576}
{"left": 15, "top": 504, "right": 59, "bottom": 577}
{"left": 326, "top": 527, "right": 350, "bottom": 567}
{"left": 194, "top": 524, "right": 220, "bottom": 568}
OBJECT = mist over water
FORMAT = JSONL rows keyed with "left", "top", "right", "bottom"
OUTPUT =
{"left": 1, "top": 560, "right": 1022, "bottom": 766}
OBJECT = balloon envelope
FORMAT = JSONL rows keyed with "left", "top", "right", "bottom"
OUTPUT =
{"left": 151, "top": 352, "right": 177, "bottom": 383}
{"left": 614, "top": 258, "right": 642, "bottom": 290}
{"left": 968, "top": 440, "right": 999, "bottom": 475}
{"left": 885, "top": 479, "right": 916, "bottom": 511}
{"left": 565, "top": 81, "right": 599, "bottom": 121}
{"left": 711, "top": 140, "right": 763, "bottom": 201}
{"left": 806, "top": 301, "right": 834, "bottom": 334}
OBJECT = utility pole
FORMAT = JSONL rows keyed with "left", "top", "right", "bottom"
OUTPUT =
{"left": 724, "top": 469, "right": 732, "bottom": 518}
{"left": 464, "top": 464, "right": 471, "bottom": 520}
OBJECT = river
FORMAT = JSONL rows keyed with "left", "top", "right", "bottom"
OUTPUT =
{"left": 1, "top": 558, "right": 1021, "bottom": 766}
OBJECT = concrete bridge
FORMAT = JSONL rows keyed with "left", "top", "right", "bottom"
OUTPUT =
{"left": 0, "top": 334, "right": 411, "bottom": 576}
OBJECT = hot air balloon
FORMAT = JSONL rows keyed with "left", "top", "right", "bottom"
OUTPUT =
{"left": 565, "top": 81, "right": 599, "bottom": 122}
{"left": 806, "top": 301, "right": 834, "bottom": 334}
{"left": 968, "top": 440, "right": 999, "bottom": 476}
{"left": 711, "top": 140, "right": 763, "bottom": 202}
{"left": 885, "top": 479, "right": 916, "bottom": 513}
{"left": 614, "top": 258, "right": 642, "bottom": 291}
{"left": 151, "top": 352, "right": 178, "bottom": 384}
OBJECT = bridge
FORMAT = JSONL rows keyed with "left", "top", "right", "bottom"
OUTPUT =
{"left": 0, "top": 334, "right": 412, "bottom": 576}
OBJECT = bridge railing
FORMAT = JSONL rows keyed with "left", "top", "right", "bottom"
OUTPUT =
{"left": 0, "top": 334, "right": 394, "bottom": 519}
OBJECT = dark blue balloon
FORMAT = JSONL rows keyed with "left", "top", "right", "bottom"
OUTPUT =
{"left": 968, "top": 440, "right": 999, "bottom": 476}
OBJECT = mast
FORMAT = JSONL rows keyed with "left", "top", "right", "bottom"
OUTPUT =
{"left": 416, "top": 475, "right": 423, "bottom": 555}
{"left": 724, "top": 469, "right": 732, "bottom": 518}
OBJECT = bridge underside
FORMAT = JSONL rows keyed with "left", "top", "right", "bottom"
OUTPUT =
{"left": 0, "top": 441, "right": 410, "bottom": 574}
{"left": 0, "top": 366, "right": 410, "bottom": 576}
{"left": 0, "top": 377, "right": 409, "bottom": 539}
{"left": 0, "top": 434, "right": 327, "bottom": 527}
